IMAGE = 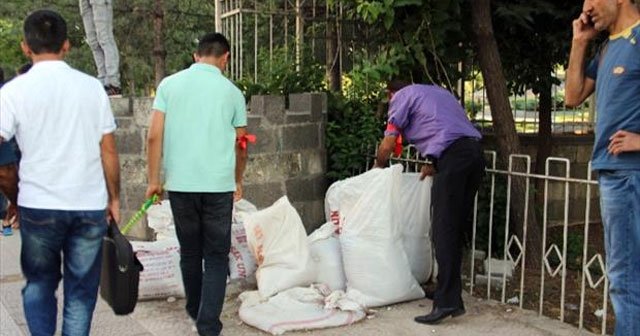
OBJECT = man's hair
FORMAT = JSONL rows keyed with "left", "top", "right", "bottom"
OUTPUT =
{"left": 386, "top": 79, "right": 412, "bottom": 93}
{"left": 196, "top": 33, "right": 230, "bottom": 57}
{"left": 23, "top": 10, "right": 67, "bottom": 55}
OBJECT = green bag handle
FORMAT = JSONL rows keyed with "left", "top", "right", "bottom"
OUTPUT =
{"left": 121, "top": 194, "right": 160, "bottom": 235}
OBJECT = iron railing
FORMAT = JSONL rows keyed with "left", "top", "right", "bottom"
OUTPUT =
{"left": 362, "top": 145, "right": 611, "bottom": 335}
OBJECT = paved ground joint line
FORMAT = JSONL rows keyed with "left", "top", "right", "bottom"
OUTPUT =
{"left": 0, "top": 274, "right": 24, "bottom": 284}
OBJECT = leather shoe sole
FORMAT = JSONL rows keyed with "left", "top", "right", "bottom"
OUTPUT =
{"left": 414, "top": 307, "right": 466, "bottom": 325}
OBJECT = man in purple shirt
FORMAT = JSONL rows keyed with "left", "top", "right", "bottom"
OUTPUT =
{"left": 375, "top": 81, "right": 485, "bottom": 325}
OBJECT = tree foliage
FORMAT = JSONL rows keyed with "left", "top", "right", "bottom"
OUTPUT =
{"left": 492, "top": 0, "right": 582, "bottom": 96}
{"left": 0, "top": 0, "right": 214, "bottom": 94}
{"left": 349, "top": 0, "right": 467, "bottom": 90}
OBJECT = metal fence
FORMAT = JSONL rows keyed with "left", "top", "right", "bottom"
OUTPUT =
{"left": 464, "top": 70, "right": 595, "bottom": 135}
{"left": 215, "top": 1, "right": 595, "bottom": 134}
{"left": 362, "top": 146, "right": 612, "bottom": 335}
{"left": 216, "top": 0, "right": 351, "bottom": 82}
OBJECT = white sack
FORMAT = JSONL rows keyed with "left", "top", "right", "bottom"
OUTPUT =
{"left": 229, "top": 199, "right": 259, "bottom": 280}
{"left": 339, "top": 165, "right": 424, "bottom": 307}
{"left": 132, "top": 238, "right": 185, "bottom": 300}
{"left": 244, "top": 196, "right": 315, "bottom": 298}
{"left": 324, "top": 172, "right": 372, "bottom": 233}
{"left": 238, "top": 286, "right": 365, "bottom": 335}
{"left": 146, "top": 200, "right": 175, "bottom": 240}
{"left": 400, "top": 173, "right": 433, "bottom": 283}
{"left": 308, "top": 222, "right": 346, "bottom": 291}
{"left": 233, "top": 198, "right": 258, "bottom": 223}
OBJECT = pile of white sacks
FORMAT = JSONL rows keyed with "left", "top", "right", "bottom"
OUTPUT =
{"left": 131, "top": 201, "right": 184, "bottom": 300}
{"left": 131, "top": 198, "right": 259, "bottom": 300}
{"left": 237, "top": 164, "right": 435, "bottom": 334}
{"left": 134, "top": 164, "right": 435, "bottom": 335}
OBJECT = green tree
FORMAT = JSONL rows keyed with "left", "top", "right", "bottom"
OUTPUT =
{"left": 492, "top": 0, "right": 583, "bottom": 175}
{"left": 0, "top": 18, "right": 27, "bottom": 79}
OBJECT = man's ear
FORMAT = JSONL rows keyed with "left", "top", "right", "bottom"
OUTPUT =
{"left": 193, "top": 52, "right": 200, "bottom": 62}
{"left": 63, "top": 40, "right": 70, "bottom": 52}
{"left": 61, "top": 40, "right": 70, "bottom": 55}
{"left": 20, "top": 41, "right": 32, "bottom": 58}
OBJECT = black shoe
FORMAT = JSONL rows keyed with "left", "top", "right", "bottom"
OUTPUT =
{"left": 414, "top": 307, "right": 466, "bottom": 325}
{"left": 105, "top": 85, "right": 122, "bottom": 98}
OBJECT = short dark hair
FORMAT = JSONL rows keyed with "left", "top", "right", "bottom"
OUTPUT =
{"left": 23, "top": 9, "right": 67, "bottom": 55}
{"left": 386, "top": 79, "right": 412, "bottom": 93}
{"left": 196, "top": 33, "right": 230, "bottom": 57}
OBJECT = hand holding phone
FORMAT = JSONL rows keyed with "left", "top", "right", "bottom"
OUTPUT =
{"left": 572, "top": 12, "right": 598, "bottom": 42}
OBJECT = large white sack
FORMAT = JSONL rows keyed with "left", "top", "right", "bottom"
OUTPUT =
{"left": 308, "top": 222, "right": 346, "bottom": 291}
{"left": 228, "top": 223, "right": 256, "bottom": 280}
{"left": 229, "top": 199, "right": 259, "bottom": 280}
{"left": 324, "top": 180, "right": 344, "bottom": 230}
{"left": 238, "top": 286, "right": 365, "bottom": 335}
{"left": 147, "top": 200, "right": 175, "bottom": 240}
{"left": 244, "top": 196, "right": 315, "bottom": 298}
{"left": 400, "top": 173, "right": 433, "bottom": 283}
{"left": 131, "top": 238, "right": 185, "bottom": 300}
{"left": 324, "top": 172, "right": 372, "bottom": 233}
{"left": 233, "top": 198, "right": 258, "bottom": 223}
{"left": 339, "top": 165, "right": 424, "bottom": 307}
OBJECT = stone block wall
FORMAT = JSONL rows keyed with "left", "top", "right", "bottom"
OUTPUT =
{"left": 110, "top": 93, "right": 327, "bottom": 240}
{"left": 244, "top": 93, "right": 328, "bottom": 232}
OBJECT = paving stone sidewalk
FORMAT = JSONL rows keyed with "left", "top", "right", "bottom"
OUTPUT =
{"left": 1, "top": 231, "right": 598, "bottom": 336}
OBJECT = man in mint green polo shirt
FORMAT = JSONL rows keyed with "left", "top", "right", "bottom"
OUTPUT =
{"left": 146, "top": 32, "right": 248, "bottom": 336}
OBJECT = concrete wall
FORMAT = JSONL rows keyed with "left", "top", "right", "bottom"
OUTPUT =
{"left": 111, "top": 93, "right": 327, "bottom": 240}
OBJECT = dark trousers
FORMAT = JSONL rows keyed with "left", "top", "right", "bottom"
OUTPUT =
{"left": 168, "top": 191, "right": 233, "bottom": 336}
{"left": 431, "top": 138, "right": 485, "bottom": 309}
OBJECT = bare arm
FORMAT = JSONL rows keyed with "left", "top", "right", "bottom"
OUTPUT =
{"left": 374, "top": 135, "right": 396, "bottom": 168}
{"left": 235, "top": 127, "right": 248, "bottom": 201}
{"left": 101, "top": 132, "right": 121, "bottom": 223}
{"left": 145, "top": 110, "right": 165, "bottom": 199}
{"left": 565, "top": 13, "right": 598, "bottom": 107}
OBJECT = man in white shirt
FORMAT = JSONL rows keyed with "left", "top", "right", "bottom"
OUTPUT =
{"left": 0, "top": 9, "right": 120, "bottom": 336}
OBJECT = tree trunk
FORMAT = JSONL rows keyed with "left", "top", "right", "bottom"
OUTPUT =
{"left": 325, "top": 7, "right": 341, "bottom": 93}
{"left": 535, "top": 79, "right": 553, "bottom": 175}
{"left": 470, "top": 0, "right": 541, "bottom": 268}
{"left": 533, "top": 78, "right": 553, "bottom": 267}
{"left": 153, "top": 0, "right": 166, "bottom": 89}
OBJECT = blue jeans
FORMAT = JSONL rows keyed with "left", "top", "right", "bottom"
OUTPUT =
{"left": 598, "top": 171, "right": 640, "bottom": 336}
{"left": 19, "top": 207, "right": 107, "bottom": 336}
{"left": 168, "top": 192, "right": 233, "bottom": 336}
